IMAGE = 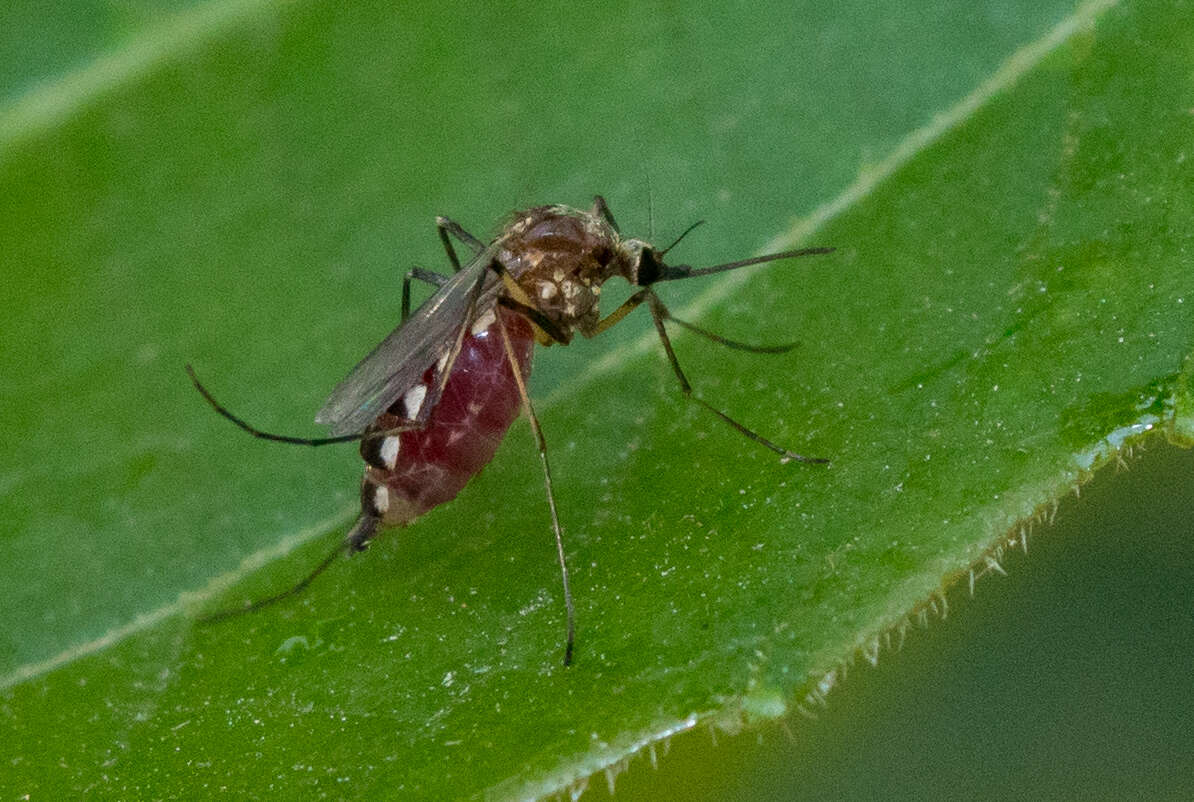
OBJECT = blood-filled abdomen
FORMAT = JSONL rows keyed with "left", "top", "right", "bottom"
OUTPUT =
{"left": 357, "top": 308, "right": 534, "bottom": 531}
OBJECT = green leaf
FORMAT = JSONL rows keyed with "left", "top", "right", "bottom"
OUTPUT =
{"left": 3, "top": 0, "right": 1191, "bottom": 798}
{"left": 588, "top": 446, "right": 1194, "bottom": 800}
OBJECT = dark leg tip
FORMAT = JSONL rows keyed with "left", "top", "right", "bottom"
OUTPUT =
{"left": 782, "top": 452, "right": 831, "bottom": 465}
{"left": 345, "top": 515, "right": 380, "bottom": 553}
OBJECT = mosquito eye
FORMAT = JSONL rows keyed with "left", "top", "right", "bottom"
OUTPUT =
{"left": 636, "top": 248, "right": 662, "bottom": 285}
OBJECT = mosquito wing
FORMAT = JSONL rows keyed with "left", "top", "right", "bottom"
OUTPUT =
{"left": 315, "top": 247, "right": 501, "bottom": 435}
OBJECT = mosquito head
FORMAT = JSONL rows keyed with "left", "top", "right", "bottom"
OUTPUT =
{"left": 621, "top": 219, "right": 716, "bottom": 287}
{"left": 617, "top": 238, "right": 667, "bottom": 286}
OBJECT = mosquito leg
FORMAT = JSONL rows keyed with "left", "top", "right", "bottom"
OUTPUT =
{"left": 402, "top": 267, "right": 450, "bottom": 322}
{"left": 650, "top": 297, "right": 798, "bottom": 353}
{"left": 591, "top": 195, "right": 620, "bottom": 233}
{"left": 498, "top": 320, "right": 576, "bottom": 667}
{"left": 486, "top": 260, "right": 575, "bottom": 344}
{"left": 192, "top": 363, "right": 430, "bottom": 458}
{"left": 436, "top": 216, "right": 486, "bottom": 272}
{"left": 645, "top": 294, "right": 829, "bottom": 465}
{"left": 487, "top": 258, "right": 536, "bottom": 307}
{"left": 498, "top": 273, "right": 646, "bottom": 343}
{"left": 187, "top": 365, "right": 366, "bottom": 446}
{"left": 189, "top": 364, "right": 432, "bottom": 453}
{"left": 198, "top": 514, "right": 381, "bottom": 624}
{"left": 498, "top": 296, "right": 572, "bottom": 344}
{"left": 197, "top": 540, "right": 346, "bottom": 623}
{"left": 588, "top": 288, "right": 650, "bottom": 336}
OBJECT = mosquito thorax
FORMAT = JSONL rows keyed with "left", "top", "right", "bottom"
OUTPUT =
{"left": 498, "top": 205, "right": 642, "bottom": 338}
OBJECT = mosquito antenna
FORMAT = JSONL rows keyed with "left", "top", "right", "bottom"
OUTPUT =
{"left": 187, "top": 364, "right": 363, "bottom": 446}
{"left": 657, "top": 246, "right": 835, "bottom": 281}
{"left": 646, "top": 170, "right": 655, "bottom": 241}
{"left": 659, "top": 220, "right": 707, "bottom": 257}
{"left": 197, "top": 540, "right": 346, "bottom": 623}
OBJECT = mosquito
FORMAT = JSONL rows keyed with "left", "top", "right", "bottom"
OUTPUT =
{"left": 188, "top": 195, "right": 833, "bottom": 666}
